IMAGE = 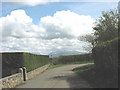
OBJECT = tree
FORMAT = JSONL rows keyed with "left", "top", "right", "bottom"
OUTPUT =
{"left": 118, "top": 1, "right": 120, "bottom": 35}
{"left": 79, "top": 9, "right": 118, "bottom": 52}
{"left": 93, "top": 10, "right": 118, "bottom": 44}
{"left": 78, "top": 34, "right": 95, "bottom": 52}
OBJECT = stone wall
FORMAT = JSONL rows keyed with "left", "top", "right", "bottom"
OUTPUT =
{"left": 2, "top": 73, "right": 23, "bottom": 88}
{"left": 1, "top": 64, "right": 50, "bottom": 89}
{"left": 27, "top": 64, "right": 50, "bottom": 80}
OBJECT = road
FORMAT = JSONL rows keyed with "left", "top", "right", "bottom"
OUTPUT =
{"left": 16, "top": 63, "right": 93, "bottom": 88}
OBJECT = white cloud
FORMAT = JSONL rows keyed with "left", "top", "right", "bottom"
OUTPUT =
{"left": 40, "top": 10, "right": 94, "bottom": 39}
{"left": 0, "top": 9, "right": 94, "bottom": 54}
{"left": 0, "top": 10, "right": 45, "bottom": 41}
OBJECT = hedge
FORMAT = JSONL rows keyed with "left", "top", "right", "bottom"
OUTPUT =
{"left": 52, "top": 53, "right": 93, "bottom": 64}
{"left": 2, "top": 52, "right": 24, "bottom": 78}
{"left": 23, "top": 53, "right": 50, "bottom": 72}
{"left": 92, "top": 37, "right": 119, "bottom": 78}
{"left": 2, "top": 52, "right": 50, "bottom": 78}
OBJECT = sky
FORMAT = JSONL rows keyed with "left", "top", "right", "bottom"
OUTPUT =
{"left": 0, "top": 0, "right": 119, "bottom": 55}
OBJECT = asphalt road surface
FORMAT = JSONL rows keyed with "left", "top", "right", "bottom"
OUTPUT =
{"left": 16, "top": 63, "right": 93, "bottom": 88}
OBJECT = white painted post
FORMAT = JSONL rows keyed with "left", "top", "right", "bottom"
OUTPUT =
{"left": 22, "top": 67, "right": 27, "bottom": 81}
{"left": 19, "top": 68, "right": 23, "bottom": 81}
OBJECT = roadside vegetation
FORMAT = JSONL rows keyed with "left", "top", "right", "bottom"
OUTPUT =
{"left": 75, "top": 9, "right": 119, "bottom": 88}
{"left": 49, "top": 60, "right": 93, "bottom": 69}
{"left": 73, "top": 64, "right": 118, "bottom": 88}
{"left": 2, "top": 52, "right": 50, "bottom": 77}
{"left": 23, "top": 53, "right": 49, "bottom": 72}
{"left": 51, "top": 53, "right": 93, "bottom": 65}
{"left": 49, "top": 53, "right": 94, "bottom": 69}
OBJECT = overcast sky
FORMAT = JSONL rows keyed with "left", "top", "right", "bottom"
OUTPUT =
{"left": 0, "top": 0, "right": 118, "bottom": 55}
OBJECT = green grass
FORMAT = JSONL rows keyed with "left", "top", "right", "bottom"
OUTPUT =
{"left": 73, "top": 64, "right": 98, "bottom": 88}
{"left": 73, "top": 64, "right": 118, "bottom": 88}
{"left": 68, "top": 60, "right": 94, "bottom": 64}
{"left": 73, "top": 64, "right": 94, "bottom": 73}
{"left": 48, "top": 64, "right": 66, "bottom": 69}
{"left": 48, "top": 61, "right": 94, "bottom": 69}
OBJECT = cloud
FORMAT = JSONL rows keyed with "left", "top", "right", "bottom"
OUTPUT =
{"left": 0, "top": 10, "right": 45, "bottom": 41}
{"left": 40, "top": 10, "right": 94, "bottom": 39}
{"left": 2, "top": 0, "right": 60, "bottom": 6}
{"left": 0, "top": 9, "right": 94, "bottom": 54}
{"left": 0, "top": 37, "right": 89, "bottom": 55}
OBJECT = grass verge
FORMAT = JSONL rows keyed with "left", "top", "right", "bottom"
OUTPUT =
{"left": 48, "top": 61, "right": 94, "bottom": 69}
{"left": 73, "top": 64, "right": 118, "bottom": 88}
